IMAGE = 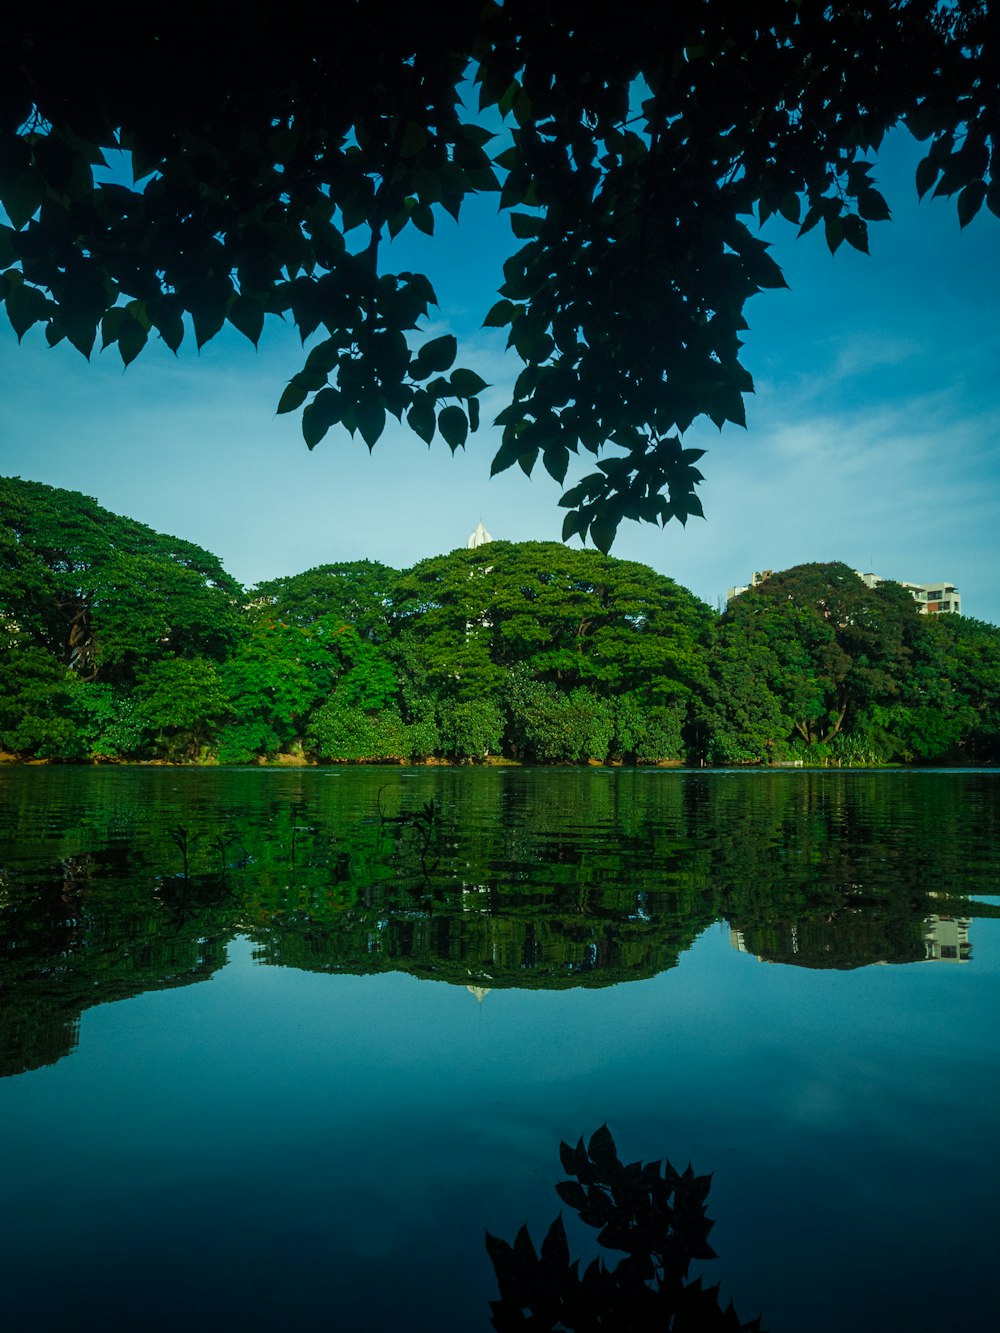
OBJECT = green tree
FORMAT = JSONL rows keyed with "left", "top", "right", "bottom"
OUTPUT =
{"left": 0, "top": 638, "right": 81, "bottom": 757}
{"left": 0, "top": 476, "right": 242, "bottom": 681}
{"left": 247, "top": 561, "right": 398, "bottom": 640}
{"left": 2, "top": 4, "right": 996, "bottom": 546}
{"left": 135, "top": 657, "right": 230, "bottom": 760}
{"left": 714, "top": 563, "right": 926, "bottom": 760}
{"left": 390, "top": 542, "right": 712, "bottom": 762}
{"left": 941, "top": 615, "right": 1000, "bottom": 761}
{"left": 218, "top": 613, "right": 354, "bottom": 762}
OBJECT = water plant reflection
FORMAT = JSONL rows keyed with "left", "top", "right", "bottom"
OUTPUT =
{"left": 486, "top": 1126, "right": 763, "bottom": 1331}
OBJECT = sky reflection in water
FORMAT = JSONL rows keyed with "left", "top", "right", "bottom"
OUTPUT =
{"left": 0, "top": 767, "right": 997, "bottom": 1332}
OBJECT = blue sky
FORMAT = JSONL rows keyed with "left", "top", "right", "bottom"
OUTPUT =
{"left": 1, "top": 129, "right": 998, "bottom": 622}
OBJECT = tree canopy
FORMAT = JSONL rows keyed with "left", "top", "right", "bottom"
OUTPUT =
{"left": 3, "top": 478, "right": 1000, "bottom": 765}
{"left": 1, "top": 3, "right": 997, "bottom": 548}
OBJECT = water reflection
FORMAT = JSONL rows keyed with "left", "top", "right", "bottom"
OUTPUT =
{"left": 1, "top": 767, "right": 998, "bottom": 1076}
{"left": 486, "top": 1125, "right": 764, "bottom": 1332}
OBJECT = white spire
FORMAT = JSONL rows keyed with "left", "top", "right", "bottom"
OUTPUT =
{"left": 467, "top": 520, "right": 493, "bottom": 549}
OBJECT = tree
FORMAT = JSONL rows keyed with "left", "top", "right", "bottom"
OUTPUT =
{"left": 247, "top": 561, "right": 398, "bottom": 640}
{"left": 713, "top": 562, "right": 926, "bottom": 758}
{"left": 389, "top": 541, "right": 712, "bottom": 761}
{"left": 486, "top": 1125, "right": 763, "bottom": 1331}
{"left": 1, "top": 4, "right": 996, "bottom": 548}
{"left": 0, "top": 476, "right": 242, "bottom": 680}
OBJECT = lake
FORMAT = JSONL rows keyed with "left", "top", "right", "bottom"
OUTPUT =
{"left": 1, "top": 766, "right": 997, "bottom": 1331}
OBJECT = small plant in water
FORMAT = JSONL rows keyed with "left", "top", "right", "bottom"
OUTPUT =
{"left": 167, "top": 825, "right": 199, "bottom": 881}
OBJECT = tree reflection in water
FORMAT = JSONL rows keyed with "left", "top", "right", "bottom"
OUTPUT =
{"left": 487, "top": 1126, "right": 763, "bottom": 1332}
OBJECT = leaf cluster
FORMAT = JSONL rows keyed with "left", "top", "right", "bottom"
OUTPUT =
{"left": 486, "top": 1124, "right": 762, "bottom": 1331}
{"left": 1, "top": 4, "right": 997, "bottom": 545}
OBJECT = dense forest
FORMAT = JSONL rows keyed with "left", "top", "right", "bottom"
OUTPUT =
{"left": 2, "top": 476, "right": 998, "bottom": 766}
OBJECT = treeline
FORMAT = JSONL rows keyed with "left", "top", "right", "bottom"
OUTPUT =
{"left": 2, "top": 476, "right": 998, "bottom": 765}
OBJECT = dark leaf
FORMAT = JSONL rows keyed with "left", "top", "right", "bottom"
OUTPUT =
{"left": 555, "top": 1180, "right": 589, "bottom": 1213}
{"left": 957, "top": 181, "right": 986, "bottom": 229}
{"left": 5, "top": 281, "right": 50, "bottom": 341}
{"left": 483, "top": 299, "right": 516, "bottom": 328}
{"left": 590, "top": 516, "right": 619, "bottom": 554}
{"left": 777, "top": 192, "right": 800, "bottom": 225}
{"left": 915, "top": 156, "right": 938, "bottom": 200}
{"left": 118, "top": 314, "right": 148, "bottom": 367}
{"left": 408, "top": 392, "right": 436, "bottom": 444}
{"left": 228, "top": 295, "right": 265, "bottom": 347}
{"left": 587, "top": 1125, "right": 620, "bottom": 1175}
{"left": 541, "top": 1215, "right": 570, "bottom": 1270}
{"left": 510, "top": 212, "right": 542, "bottom": 239}
{"left": 857, "top": 188, "right": 891, "bottom": 222}
{"left": 823, "top": 212, "right": 845, "bottom": 255}
{"left": 355, "top": 397, "right": 386, "bottom": 449}
{"left": 301, "top": 387, "right": 343, "bottom": 449}
{"left": 438, "top": 404, "right": 468, "bottom": 450}
{"left": 449, "top": 368, "right": 488, "bottom": 397}
{"left": 542, "top": 445, "right": 570, "bottom": 484}
{"left": 841, "top": 214, "right": 869, "bottom": 254}
{"left": 412, "top": 333, "right": 457, "bottom": 378}
{"left": 0, "top": 169, "right": 44, "bottom": 230}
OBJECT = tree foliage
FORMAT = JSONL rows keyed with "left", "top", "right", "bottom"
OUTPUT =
{"left": 1, "top": 4, "right": 997, "bottom": 546}
{"left": 3, "top": 479, "right": 1000, "bottom": 766}
{"left": 486, "top": 1125, "right": 763, "bottom": 1331}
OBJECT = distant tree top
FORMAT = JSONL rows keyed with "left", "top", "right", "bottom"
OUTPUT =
{"left": 1, "top": 3, "right": 996, "bottom": 547}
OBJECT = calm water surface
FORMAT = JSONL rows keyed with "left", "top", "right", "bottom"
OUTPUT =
{"left": 0, "top": 766, "right": 997, "bottom": 1331}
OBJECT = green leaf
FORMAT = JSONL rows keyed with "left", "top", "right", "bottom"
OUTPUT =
{"left": 857, "top": 188, "right": 891, "bottom": 222}
{"left": 449, "top": 368, "right": 488, "bottom": 397}
{"left": 191, "top": 296, "right": 228, "bottom": 349}
{"left": 412, "top": 333, "right": 457, "bottom": 378}
{"left": 437, "top": 405, "right": 468, "bottom": 451}
{"left": 468, "top": 396, "right": 480, "bottom": 433}
{"left": 227, "top": 294, "right": 265, "bottom": 346}
{"left": 0, "top": 226, "right": 16, "bottom": 267}
{"left": 0, "top": 168, "right": 44, "bottom": 230}
{"left": 407, "top": 393, "right": 435, "bottom": 444}
{"left": 411, "top": 203, "right": 435, "bottom": 236}
{"left": 777, "top": 191, "right": 801, "bottom": 224}
{"left": 590, "top": 515, "right": 619, "bottom": 553}
{"left": 118, "top": 314, "right": 149, "bottom": 367}
{"left": 277, "top": 378, "right": 310, "bottom": 415}
{"left": 509, "top": 212, "right": 541, "bottom": 239}
{"left": 152, "top": 300, "right": 184, "bottom": 354}
{"left": 482, "top": 299, "right": 516, "bottom": 328}
{"left": 905, "top": 102, "right": 938, "bottom": 142}
{"left": 5, "top": 280, "right": 49, "bottom": 340}
{"left": 101, "top": 306, "right": 127, "bottom": 351}
{"left": 561, "top": 510, "right": 584, "bottom": 541}
{"left": 304, "top": 339, "right": 340, "bottom": 374}
{"left": 542, "top": 445, "right": 570, "bottom": 484}
{"left": 915, "top": 157, "right": 938, "bottom": 200}
{"left": 355, "top": 397, "right": 386, "bottom": 449}
{"left": 490, "top": 439, "right": 521, "bottom": 476}
{"left": 301, "top": 387, "right": 343, "bottom": 449}
{"left": 957, "top": 181, "right": 986, "bottom": 229}
{"left": 841, "top": 214, "right": 869, "bottom": 254}
{"left": 823, "top": 211, "right": 845, "bottom": 255}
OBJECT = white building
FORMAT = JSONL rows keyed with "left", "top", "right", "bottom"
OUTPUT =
{"left": 856, "top": 573, "right": 961, "bottom": 614}
{"left": 727, "top": 568, "right": 961, "bottom": 615}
